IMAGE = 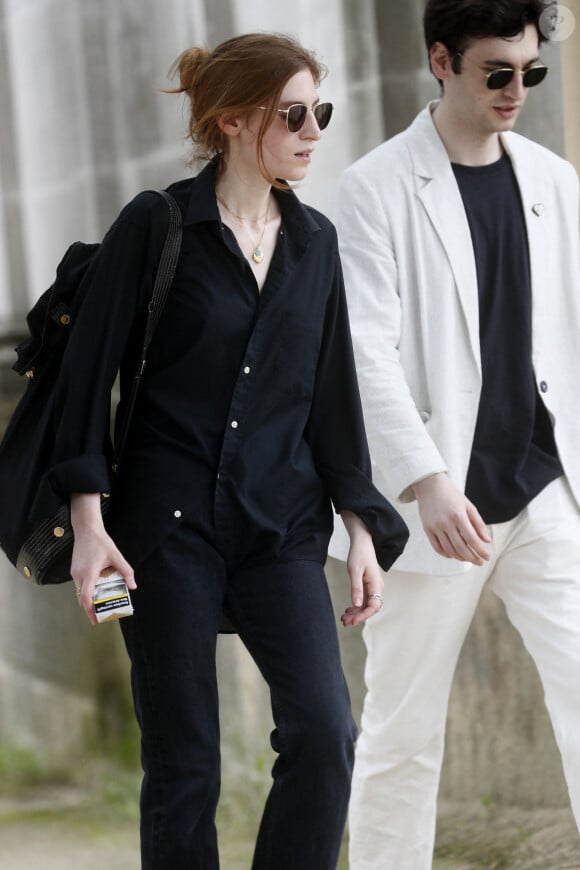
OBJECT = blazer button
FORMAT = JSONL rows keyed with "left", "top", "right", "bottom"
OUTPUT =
{"left": 539, "top": 381, "right": 548, "bottom": 393}
{"left": 174, "top": 510, "right": 182, "bottom": 519}
{"left": 231, "top": 420, "right": 239, "bottom": 429}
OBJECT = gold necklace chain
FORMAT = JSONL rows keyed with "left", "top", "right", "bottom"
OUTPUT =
{"left": 216, "top": 192, "right": 271, "bottom": 264}
{"left": 215, "top": 192, "right": 269, "bottom": 223}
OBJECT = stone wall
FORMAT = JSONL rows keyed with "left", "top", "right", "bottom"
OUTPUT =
{"left": 562, "top": 0, "right": 580, "bottom": 166}
{"left": 0, "top": 0, "right": 578, "bottom": 812}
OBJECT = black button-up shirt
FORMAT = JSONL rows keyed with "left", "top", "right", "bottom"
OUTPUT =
{"left": 48, "top": 163, "right": 407, "bottom": 572}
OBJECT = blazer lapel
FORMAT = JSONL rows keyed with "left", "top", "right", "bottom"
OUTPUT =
{"left": 408, "top": 107, "right": 481, "bottom": 372}
{"left": 501, "top": 133, "right": 550, "bottom": 327}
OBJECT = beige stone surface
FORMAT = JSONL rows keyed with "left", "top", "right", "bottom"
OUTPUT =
{"left": 434, "top": 801, "right": 580, "bottom": 869}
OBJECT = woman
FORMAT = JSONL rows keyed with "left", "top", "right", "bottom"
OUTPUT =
{"left": 52, "top": 33, "right": 408, "bottom": 869}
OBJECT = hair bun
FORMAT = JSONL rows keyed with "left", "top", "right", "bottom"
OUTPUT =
{"left": 169, "top": 46, "right": 211, "bottom": 93}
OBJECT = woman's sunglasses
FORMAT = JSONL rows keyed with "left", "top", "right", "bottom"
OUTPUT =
{"left": 256, "top": 102, "right": 333, "bottom": 132}
{"left": 456, "top": 52, "right": 549, "bottom": 90}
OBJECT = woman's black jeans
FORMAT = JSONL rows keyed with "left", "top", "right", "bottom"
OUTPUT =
{"left": 120, "top": 528, "right": 356, "bottom": 869}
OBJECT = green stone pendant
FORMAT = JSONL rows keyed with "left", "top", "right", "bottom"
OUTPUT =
{"left": 252, "top": 247, "right": 264, "bottom": 264}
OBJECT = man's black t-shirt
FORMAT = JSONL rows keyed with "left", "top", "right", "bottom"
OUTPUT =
{"left": 452, "top": 152, "right": 562, "bottom": 524}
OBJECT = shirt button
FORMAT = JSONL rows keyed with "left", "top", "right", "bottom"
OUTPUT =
{"left": 174, "top": 510, "right": 182, "bottom": 518}
{"left": 539, "top": 381, "right": 548, "bottom": 393}
{"left": 231, "top": 420, "right": 239, "bottom": 429}
{"left": 243, "top": 366, "right": 251, "bottom": 374}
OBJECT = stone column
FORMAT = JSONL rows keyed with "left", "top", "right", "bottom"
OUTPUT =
{"left": 561, "top": 0, "right": 580, "bottom": 170}
{"left": 0, "top": 0, "right": 200, "bottom": 757}
{"left": 0, "top": 0, "right": 26, "bottom": 326}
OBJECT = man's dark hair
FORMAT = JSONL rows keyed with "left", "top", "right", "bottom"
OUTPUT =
{"left": 424, "top": 0, "right": 548, "bottom": 78}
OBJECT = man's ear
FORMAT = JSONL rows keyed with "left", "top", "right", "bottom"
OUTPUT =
{"left": 217, "top": 113, "right": 243, "bottom": 138}
{"left": 430, "top": 41, "right": 454, "bottom": 83}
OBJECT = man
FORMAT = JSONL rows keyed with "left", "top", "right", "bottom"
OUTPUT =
{"left": 331, "top": 1, "right": 580, "bottom": 867}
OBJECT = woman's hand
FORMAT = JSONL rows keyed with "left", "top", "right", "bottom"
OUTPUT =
{"left": 339, "top": 510, "right": 384, "bottom": 627}
{"left": 70, "top": 493, "right": 136, "bottom": 625}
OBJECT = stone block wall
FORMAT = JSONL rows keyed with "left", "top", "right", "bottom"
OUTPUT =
{"left": 0, "top": 0, "right": 577, "bottom": 812}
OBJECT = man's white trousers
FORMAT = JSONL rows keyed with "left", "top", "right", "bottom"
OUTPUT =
{"left": 349, "top": 477, "right": 580, "bottom": 869}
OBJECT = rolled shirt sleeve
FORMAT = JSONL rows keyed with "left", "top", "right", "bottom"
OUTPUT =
{"left": 35, "top": 193, "right": 167, "bottom": 517}
{"left": 306, "top": 243, "right": 409, "bottom": 571}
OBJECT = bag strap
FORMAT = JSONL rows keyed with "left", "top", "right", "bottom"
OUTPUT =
{"left": 112, "top": 190, "right": 182, "bottom": 471}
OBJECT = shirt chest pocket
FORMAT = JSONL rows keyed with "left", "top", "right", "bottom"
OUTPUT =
{"left": 273, "top": 312, "right": 320, "bottom": 400}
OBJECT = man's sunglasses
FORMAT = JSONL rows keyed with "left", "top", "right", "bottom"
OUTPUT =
{"left": 456, "top": 51, "right": 549, "bottom": 90}
{"left": 256, "top": 102, "right": 333, "bottom": 132}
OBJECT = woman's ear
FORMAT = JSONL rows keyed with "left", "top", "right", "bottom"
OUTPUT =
{"left": 217, "top": 113, "right": 243, "bottom": 139}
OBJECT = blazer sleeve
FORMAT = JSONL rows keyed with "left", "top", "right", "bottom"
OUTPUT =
{"left": 306, "top": 237, "right": 408, "bottom": 572}
{"left": 336, "top": 164, "right": 448, "bottom": 503}
{"left": 38, "top": 192, "right": 169, "bottom": 513}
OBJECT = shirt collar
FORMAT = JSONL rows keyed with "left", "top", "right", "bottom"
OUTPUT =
{"left": 183, "top": 160, "right": 322, "bottom": 247}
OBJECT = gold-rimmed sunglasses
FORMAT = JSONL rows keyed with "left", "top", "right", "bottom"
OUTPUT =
{"left": 456, "top": 51, "right": 549, "bottom": 89}
{"left": 255, "top": 102, "right": 333, "bottom": 132}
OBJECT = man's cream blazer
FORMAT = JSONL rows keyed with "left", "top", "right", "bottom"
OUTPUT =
{"left": 330, "top": 103, "right": 580, "bottom": 574}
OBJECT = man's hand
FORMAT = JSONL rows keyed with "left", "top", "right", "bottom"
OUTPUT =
{"left": 413, "top": 472, "right": 491, "bottom": 565}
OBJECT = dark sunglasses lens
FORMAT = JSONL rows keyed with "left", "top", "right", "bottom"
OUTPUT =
{"left": 286, "top": 105, "right": 308, "bottom": 132}
{"left": 523, "top": 66, "right": 548, "bottom": 87}
{"left": 486, "top": 69, "right": 514, "bottom": 90}
{"left": 314, "top": 103, "right": 333, "bottom": 130}
{"left": 486, "top": 65, "right": 548, "bottom": 90}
